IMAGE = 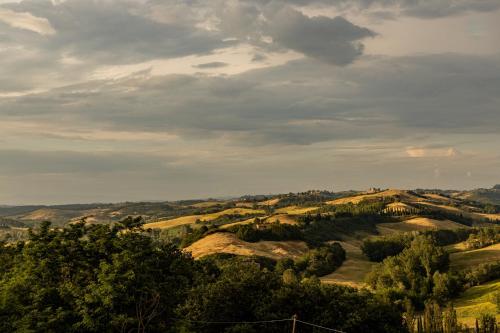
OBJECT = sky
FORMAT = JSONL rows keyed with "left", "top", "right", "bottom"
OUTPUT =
{"left": 0, "top": 0, "right": 499, "bottom": 204}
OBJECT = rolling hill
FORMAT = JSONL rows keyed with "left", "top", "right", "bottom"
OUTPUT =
{"left": 185, "top": 232, "right": 309, "bottom": 260}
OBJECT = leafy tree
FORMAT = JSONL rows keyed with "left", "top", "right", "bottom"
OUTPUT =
{"left": 0, "top": 219, "right": 195, "bottom": 332}
{"left": 179, "top": 260, "right": 406, "bottom": 333}
{"left": 362, "top": 237, "right": 408, "bottom": 262}
{"left": 366, "top": 236, "right": 450, "bottom": 305}
{"left": 294, "top": 243, "right": 345, "bottom": 277}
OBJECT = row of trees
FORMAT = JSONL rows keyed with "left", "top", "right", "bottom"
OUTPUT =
{"left": 404, "top": 301, "right": 497, "bottom": 333}
{"left": 317, "top": 199, "right": 390, "bottom": 217}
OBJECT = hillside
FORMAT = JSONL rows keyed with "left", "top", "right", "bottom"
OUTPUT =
{"left": 455, "top": 186, "right": 500, "bottom": 205}
{"left": 320, "top": 241, "right": 374, "bottom": 288}
{"left": 326, "top": 189, "right": 424, "bottom": 205}
{"left": 143, "top": 208, "right": 265, "bottom": 229}
{"left": 453, "top": 279, "right": 500, "bottom": 326}
{"left": 377, "top": 217, "right": 469, "bottom": 235}
{"left": 185, "top": 232, "right": 309, "bottom": 260}
{"left": 450, "top": 243, "right": 500, "bottom": 270}
{"left": 2, "top": 187, "right": 497, "bottom": 227}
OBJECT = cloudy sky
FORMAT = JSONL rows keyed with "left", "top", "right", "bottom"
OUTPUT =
{"left": 0, "top": 0, "right": 499, "bottom": 204}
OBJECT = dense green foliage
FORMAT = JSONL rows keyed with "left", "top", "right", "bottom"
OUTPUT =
{"left": 299, "top": 214, "right": 388, "bottom": 244}
{"left": 295, "top": 242, "right": 346, "bottom": 277}
{"left": 0, "top": 218, "right": 405, "bottom": 332}
{"left": 362, "top": 228, "right": 490, "bottom": 262}
{"left": 275, "top": 242, "right": 346, "bottom": 278}
{"left": 0, "top": 218, "right": 195, "bottom": 332}
{"left": 464, "top": 227, "right": 500, "bottom": 249}
{"left": 366, "top": 236, "right": 453, "bottom": 306}
{"left": 367, "top": 231, "right": 500, "bottom": 310}
{"left": 362, "top": 236, "right": 410, "bottom": 262}
{"left": 461, "top": 262, "right": 500, "bottom": 288}
{"left": 427, "top": 229, "right": 476, "bottom": 247}
{"left": 179, "top": 260, "right": 405, "bottom": 333}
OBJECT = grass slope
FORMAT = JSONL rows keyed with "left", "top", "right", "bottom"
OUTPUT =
{"left": 144, "top": 208, "right": 265, "bottom": 229}
{"left": 453, "top": 279, "right": 500, "bottom": 326}
{"left": 189, "top": 201, "right": 225, "bottom": 208}
{"left": 185, "top": 232, "right": 309, "bottom": 260}
{"left": 327, "top": 189, "right": 423, "bottom": 205}
{"left": 265, "top": 214, "right": 297, "bottom": 225}
{"left": 377, "top": 217, "right": 468, "bottom": 235}
{"left": 450, "top": 243, "right": 500, "bottom": 271}
{"left": 274, "top": 206, "right": 319, "bottom": 214}
{"left": 320, "top": 241, "right": 375, "bottom": 288}
{"left": 218, "top": 216, "right": 260, "bottom": 230}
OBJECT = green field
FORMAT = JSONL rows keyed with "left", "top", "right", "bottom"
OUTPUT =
{"left": 453, "top": 279, "right": 500, "bottom": 326}
{"left": 450, "top": 243, "right": 500, "bottom": 271}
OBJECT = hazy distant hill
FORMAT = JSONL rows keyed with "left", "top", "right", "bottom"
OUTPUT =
{"left": 456, "top": 185, "right": 500, "bottom": 205}
{"left": 1, "top": 187, "right": 499, "bottom": 227}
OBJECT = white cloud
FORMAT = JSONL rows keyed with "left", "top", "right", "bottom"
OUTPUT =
{"left": 405, "top": 147, "right": 460, "bottom": 158}
{"left": 0, "top": 8, "right": 55, "bottom": 35}
{"left": 406, "top": 147, "right": 426, "bottom": 157}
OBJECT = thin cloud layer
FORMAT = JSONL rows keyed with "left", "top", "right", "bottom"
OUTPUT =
{"left": 0, "top": 7, "right": 55, "bottom": 35}
{"left": 286, "top": 0, "right": 500, "bottom": 18}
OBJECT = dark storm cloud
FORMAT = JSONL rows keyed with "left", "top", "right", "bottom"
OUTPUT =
{"left": 216, "top": 1, "right": 375, "bottom": 65}
{"left": 265, "top": 7, "right": 375, "bottom": 65}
